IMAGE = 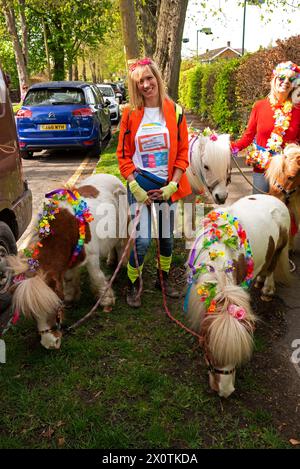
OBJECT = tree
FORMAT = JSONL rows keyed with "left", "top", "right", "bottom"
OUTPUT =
{"left": 135, "top": 0, "right": 158, "bottom": 57}
{"left": 0, "top": 0, "right": 29, "bottom": 91}
{"left": 119, "top": 0, "right": 188, "bottom": 100}
{"left": 119, "top": 0, "right": 140, "bottom": 62}
{"left": 27, "top": 0, "right": 113, "bottom": 80}
{"left": 154, "top": 0, "right": 188, "bottom": 100}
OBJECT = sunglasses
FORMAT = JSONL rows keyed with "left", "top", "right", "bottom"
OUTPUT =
{"left": 277, "top": 75, "right": 296, "bottom": 83}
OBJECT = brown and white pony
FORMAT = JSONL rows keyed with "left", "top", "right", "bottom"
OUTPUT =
{"left": 180, "top": 131, "right": 231, "bottom": 241}
{"left": 266, "top": 143, "right": 300, "bottom": 248}
{"left": 6, "top": 173, "right": 128, "bottom": 350}
{"left": 185, "top": 194, "right": 290, "bottom": 398}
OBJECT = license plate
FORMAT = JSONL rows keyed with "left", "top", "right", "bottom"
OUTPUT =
{"left": 40, "top": 124, "right": 66, "bottom": 130}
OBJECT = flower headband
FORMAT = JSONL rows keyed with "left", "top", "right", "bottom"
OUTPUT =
{"left": 129, "top": 58, "right": 153, "bottom": 72}
{"left": 273, "top": 61, "right": 300, "bottom": 82}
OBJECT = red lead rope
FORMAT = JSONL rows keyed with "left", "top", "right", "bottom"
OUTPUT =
{"left": 151, "top": 205, "right": 202, "bottom": 342}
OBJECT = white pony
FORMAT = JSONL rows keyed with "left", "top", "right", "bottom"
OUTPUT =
{"left": 180, "top": 131, "right": 231, "bottom": 240}
{"left": 185, "top": 194, "right": 291, "bottom": 398}
{"left": 6, "top": 173, "right": 128, "bottom": 350}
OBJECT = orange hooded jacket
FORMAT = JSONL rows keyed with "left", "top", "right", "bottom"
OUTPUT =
{"left": 116, "top": 98, "right": 192, "bottom": 202}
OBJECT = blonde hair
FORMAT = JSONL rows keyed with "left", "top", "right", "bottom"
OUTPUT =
{"left": 127, "top": 60, "right": 166, "bottom": 110}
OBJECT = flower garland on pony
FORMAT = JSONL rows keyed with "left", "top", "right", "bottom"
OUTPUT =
{"left": 185, "top": 210, "right": 254, "bottom": 318}
{"left": 23, "top": 189, "right": 94, "bottom": 271}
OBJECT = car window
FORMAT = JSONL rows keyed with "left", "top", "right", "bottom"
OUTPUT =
{"left": 0, "top": 69, "right": 6, "bottom": 118}
{"left": 85, "top": 87, "right": 97, "bottom": 105}
{"left": 98, "top": 86, "right": 114, "bottom": 98}
{"left": 24, "top": 88, "right": 85, "bottom": 106}
{"left": 93, "top": 86, "right": 105, "bottom": 105}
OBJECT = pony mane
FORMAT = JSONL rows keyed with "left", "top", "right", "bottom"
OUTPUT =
{"left": 204, "top": 273, "right": 255, "bottom": 367}
{"left": 12, "top": 273, "right": 62, "bottom": 321}
{"left": 200, "top": 134, "right": 231, "bottom": 180}
{"left": 188, "top": 269, "right": 256, "bottom": 368}
{"left": 265, "top": 153, "right": 285, "bottom": 187}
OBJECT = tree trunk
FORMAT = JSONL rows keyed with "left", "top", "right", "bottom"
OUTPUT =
{"left": 52, "top": 44, "right": 65, "bottom": 81}
{"left": 42, "top": 18, "right": 51, "bottom": 80}
{"left": 119, "top": 0, "right": 140, "bottom": 66}
{"left": 82, "top": 52, "right": 87, "bottom": 81}
{"left": 136, "top": 0, "right": 159, "bottom": 57}
{"left": 68, "top": 63, "right": 73, "bottom": 81}
{"left": 48, "top": 18, "right": 65, "bottom": 81}
{"left": 89, "top": 60, "right": 96, "bottom": 83}
{"left": 1, "top": 0, "right": 29, "bottom": 93}
{"left": 154, "top": 0, "right": 188, "bottom": 101}
{"left": 18, "top": 0, "right": 28, "bottom": 67}
{"left": 73, "top": 60, "right": 79, "bottom": 81}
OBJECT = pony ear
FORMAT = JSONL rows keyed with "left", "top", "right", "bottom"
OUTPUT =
{"left": 233, "top": 254, "right": 248, "bottom": 285}
{"left": 46, "top": 272, "right": 64, "bottom": 299}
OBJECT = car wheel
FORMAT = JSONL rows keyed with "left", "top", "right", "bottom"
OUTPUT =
{"left": 21, "top": 150, "right": 34, "bottom": 159}
{"left": 88, "top": 135, "right": 102, "bottom": 158}
{"left": 0, "top": 222, "right": 17, "bottom": 292}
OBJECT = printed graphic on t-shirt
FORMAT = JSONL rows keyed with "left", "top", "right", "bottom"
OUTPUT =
{"left": 141, "top": 151, "right": 168, "bottom": 168}
{"left": 138, "top": 133, "right": 168, "bottom": 153}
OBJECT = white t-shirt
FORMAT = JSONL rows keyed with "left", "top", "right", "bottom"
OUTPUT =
{"left": 132, "top": 107, "right": 170, "bottom": 179}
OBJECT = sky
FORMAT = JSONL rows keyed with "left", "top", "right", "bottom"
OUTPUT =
{"left": 181, "top": 0, "right": 300, "bottom": 58}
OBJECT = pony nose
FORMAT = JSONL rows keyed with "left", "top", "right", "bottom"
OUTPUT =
{"left": 215, "top": 193, "right": 227, "bottom": 204}
{"left": 218, "top": 385, "right": 235, "bottom": 398}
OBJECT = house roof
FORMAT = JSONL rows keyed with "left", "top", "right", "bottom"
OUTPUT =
{"left": 198, "top": 46, "right": 243, "bottom": 62}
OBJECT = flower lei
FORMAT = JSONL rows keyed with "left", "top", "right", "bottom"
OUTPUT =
{"left": 246, "top": 100, "right": 293, "bottom": 171}
{"left": 186, "top": 210, "right": 254, "bottom": 314}
{"left": 23, "top": 189, "right": 94, "bottom": 271}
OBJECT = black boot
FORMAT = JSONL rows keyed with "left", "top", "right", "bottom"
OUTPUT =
{"left": 126, "top": 278, "right": 142, "bottom": 308}
{"left": 155, "top": 270, "right": 179, "bottom": 298}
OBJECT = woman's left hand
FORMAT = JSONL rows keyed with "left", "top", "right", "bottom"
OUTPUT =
{"left": 147, "top": 189, "right": 163, "bottom": 201}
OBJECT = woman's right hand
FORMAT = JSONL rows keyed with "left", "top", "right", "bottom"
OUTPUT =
{"left": 128, "top": 180, "right": 151, "bottom": 205}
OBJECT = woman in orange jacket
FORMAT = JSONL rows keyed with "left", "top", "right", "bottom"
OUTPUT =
{"left": 116, "top": 57, "right": 192, "bottom": 308}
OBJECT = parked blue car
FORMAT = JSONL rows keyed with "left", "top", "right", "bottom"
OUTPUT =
{"left": 16, "top": 81, "right": 112, "bottom": 159}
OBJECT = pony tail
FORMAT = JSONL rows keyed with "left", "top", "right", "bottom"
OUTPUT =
{"left": 12, "top": 274, "right": 62, "bottom": 321}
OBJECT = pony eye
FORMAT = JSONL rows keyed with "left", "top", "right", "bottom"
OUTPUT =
{"left": 204, "top": 165, "right": 209, "bottom": 171}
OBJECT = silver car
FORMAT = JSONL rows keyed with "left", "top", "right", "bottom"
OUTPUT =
{"left": 96, "top": 84, "right": 120, "bottom": 123}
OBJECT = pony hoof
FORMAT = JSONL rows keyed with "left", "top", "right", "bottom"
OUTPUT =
{"left": 103, "top": 305, "right": 112, "bottom": 312}
{"left": 260, "top": 294, "right": 273, "bottom": 302}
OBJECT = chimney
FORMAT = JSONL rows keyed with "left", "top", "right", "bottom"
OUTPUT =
{"left": 227, "top": 41, "right": 231, "bottom": 47}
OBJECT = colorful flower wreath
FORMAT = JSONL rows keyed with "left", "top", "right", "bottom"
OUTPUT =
{"left": 23, "top": 189, "right": 94, "bottom": 271}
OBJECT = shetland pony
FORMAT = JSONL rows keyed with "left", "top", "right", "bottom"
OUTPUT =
{"left": 185, "top": 194, "right": 290, "bottom": 398}
{"left": 180, "top": 132, "right": 231, "bottom": 240}
{"left": 6, "top": 173, "right": 128, "bottom": 350}
{"left": 266, "top": 143, "right": 300, "bottom": 247}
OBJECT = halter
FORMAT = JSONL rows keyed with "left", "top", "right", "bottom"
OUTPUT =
{"left": 38, "top": 307, "right": 63, "bottom": 335}
{"left": 273, "top": 180, "right": 299, "bottom": 204}
{"left": 206, "top": 357, "right": 235, "bottom": 375}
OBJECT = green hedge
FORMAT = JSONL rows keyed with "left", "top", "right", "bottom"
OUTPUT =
{"left": 212, "top": 58, "right": 241, "bottom": 134}
{"left": 178, "top": 34, "right": 300, "bottom": 138}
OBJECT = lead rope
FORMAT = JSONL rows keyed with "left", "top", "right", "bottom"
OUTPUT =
{"left": 66, "top": 205, "right": 142, "bottom": 333}
{"left": 231, "top": 153, "right": 269, "bottom": 195}
{"left": 151, "top": 203, "right": 202, "bottom": 342}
